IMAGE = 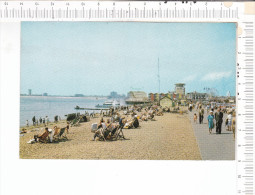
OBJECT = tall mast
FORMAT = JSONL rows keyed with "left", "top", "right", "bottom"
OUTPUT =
{"left": 158, "top": 58, "right": 160, "bottom": 104}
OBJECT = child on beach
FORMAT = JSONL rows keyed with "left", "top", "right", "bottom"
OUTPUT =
{"left": 193, "top": 113, "right": 197, "bottom": 123}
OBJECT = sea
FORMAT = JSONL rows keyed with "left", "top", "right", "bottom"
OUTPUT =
{"left": 20, "top": 96, "right": 125, "bottom": 127}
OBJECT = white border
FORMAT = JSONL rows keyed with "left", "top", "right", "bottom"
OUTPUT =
{"left": 0, "top": 2, "right": 254, "bottom": 195}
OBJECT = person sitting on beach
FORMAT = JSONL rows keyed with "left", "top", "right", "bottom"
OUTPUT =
{"left": 97, "top": 118, "right": 105, "bottom": 129}
{"left": 133, "top": 115, "right": 139, "bottom": 128}
{"left": 53, "top": 126, "right": 60, "bottom": 137}
{"left": 104, "top": 119, "right": 119, "bottom": 138}
{"left": 20, "top": 128, "right": 27, "bottom": 134}
{"left": 140, "top": 114, "right": 148, "bottom": 121}
{"left": 47, "top": 128, "right": 55, "bottom": 143}
{"left": 93, "top": 118, "right": 106, "bottom": 141}
{"left": 34, "top": 127, "right": 50, "bottom": 142}
{"left": 104, "top": 119, "right": 112, "bottom": 138}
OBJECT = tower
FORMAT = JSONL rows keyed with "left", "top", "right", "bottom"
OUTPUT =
{"left": 175, "top": 83, "right": 185, "bottom": 96}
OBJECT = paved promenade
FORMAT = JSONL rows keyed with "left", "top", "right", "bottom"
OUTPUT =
{"left": 188, "top": 110, "right": 235, "bottom": 160}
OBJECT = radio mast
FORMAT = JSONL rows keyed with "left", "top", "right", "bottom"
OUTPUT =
{"left": 158, "top": 58, "right": 160, "bottom": 104}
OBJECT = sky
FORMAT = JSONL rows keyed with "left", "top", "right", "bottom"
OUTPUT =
{"left": 21, "top": 22, "right": 236, "bottom": 96}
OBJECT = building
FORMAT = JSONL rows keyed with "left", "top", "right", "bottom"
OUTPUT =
{"left": 109, "top": 91, "right": 118, "bottom": 98}
{"left": 28, "top": 89, "right": 32, "bottom": 96}
{"left": 175, "top": 83, "right": 185, "bottom": 96}
{"left": 125, "top": 91, "right": 149, "bottom": 104}
{"left": 160, "top": 96, "right": 174, "bottom": 107}
{"left": 74, "top": 94, "right": 85, "bottom": 97}
{"left": 148, "top": 93, "right": 155, "bottom": 101}
{"left": 186, "top": 91, "right": 209, "bottom": 100}
{"left": 167, "top": 92, "right": 181, "bottom": 100}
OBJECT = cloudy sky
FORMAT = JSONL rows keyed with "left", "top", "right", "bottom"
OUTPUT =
{"left": 21, "top": 22, "right": 236, "bottom": 96}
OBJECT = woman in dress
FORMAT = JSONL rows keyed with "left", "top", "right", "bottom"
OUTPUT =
{"left": 207, "top": 111, "right": 214, "bottom": 134}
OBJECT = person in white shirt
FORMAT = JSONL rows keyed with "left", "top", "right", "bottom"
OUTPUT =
{"left": 227, "top": 112, "right": 232, "bottom": 131}
{"left": 47, "top": 128, "right": 55, "bottom": 143}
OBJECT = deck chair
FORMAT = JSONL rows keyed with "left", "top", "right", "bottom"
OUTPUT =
{"left": 53, "top": 127, "right": 60, "bottom": 137}
{"left": 71, "top": 117, "right": 81, "bottom": 127}
{"left": 99, "top": 123, "right": 107, "bottom": 141}
{"left": 35, "top": 130, "right": 50, "bottom": 143}
{"left": 58, "top": 127, "right": 68, "bottom": 140}
{"left": 93, "top": 123, "right": 107, "bottom": 141}
{"left": 103, "top": 123, "right": 118, "bottom": 140}
{"left": 115, "top": 125, "right": 126, "bottom": 140}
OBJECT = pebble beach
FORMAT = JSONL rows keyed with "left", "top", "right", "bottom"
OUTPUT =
{"left": 20, "top": 112, "right": 201, "bottom": 160}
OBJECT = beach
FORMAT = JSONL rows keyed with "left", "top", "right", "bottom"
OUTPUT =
{"left": 20, "top": 112, "right": 201, "bottom": 160}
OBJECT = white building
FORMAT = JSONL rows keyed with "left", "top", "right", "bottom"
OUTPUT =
{"left": 126, "top": 91, "right": 149, "bottom": 104}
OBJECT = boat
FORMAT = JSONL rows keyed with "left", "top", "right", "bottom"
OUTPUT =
{"left": 95, "top": 100, "right": 120, "bottom": 108}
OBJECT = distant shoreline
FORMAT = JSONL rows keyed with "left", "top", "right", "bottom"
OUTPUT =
{"left": 20, "top": 95, "right": 108, "bottom": 100}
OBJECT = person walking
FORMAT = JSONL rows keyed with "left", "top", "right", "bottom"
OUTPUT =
{"left": 39, "top": 117, "right": 42, "bottom": 124}
{"left": 207, "top": 111, "right": 214, "bottom": 134}
{"left": 201, "top": 107, "right": 204, "bottom": 123}
{"left": 215, "top": 108, "right": 223, "bottom": 134}
{"left": 189, "top": 103, "right": 193, "bottom": 112}
{"left": 26, "top": 120, "right": 29, "bottom": 127}
{"left": 232, "top": 112, "right": 236, "bottom": 139}
{"left": 199, "top": 107, "right": 204, "bottom": 124}
{"left": 54, "top": 115, "right": 58, "bottom": 123}
{"left": 227, "top": 112, "right": 232, "bottom": 131}
{"left": 45, "top": 116, "right": 49, "bottom": 125}
{"left": 32, "top": 116, "right": 36, "bottom": 126}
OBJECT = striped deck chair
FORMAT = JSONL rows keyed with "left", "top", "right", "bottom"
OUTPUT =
{"left": 35, "top": 130, "right": 50, "bottom": 143}
{"left": 58, "top": 127, "right": 68, "bottom": 140}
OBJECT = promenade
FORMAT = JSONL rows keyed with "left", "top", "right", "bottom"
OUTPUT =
{"left": 188, "top": 110, "right": 235, "bottom": 160}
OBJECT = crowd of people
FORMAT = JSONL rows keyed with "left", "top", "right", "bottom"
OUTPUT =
{"left": 27, "top": 123, "right": 70, "bottom": 144}
{"left": 24, "top": 102, "right": 236, "bottom": 144}
{"left": 190, "top": 102, "right": 236, "bottom": 138}
{"left": 92, "top": 105, "right": 165, "bottom": 141}
{"left": 26, "top": 115, "right": 62, "bottom": 127}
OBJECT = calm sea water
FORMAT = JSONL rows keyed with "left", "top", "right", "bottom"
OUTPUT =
{"left": 20, "top": 96, "right": 125, "bottom": 127}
